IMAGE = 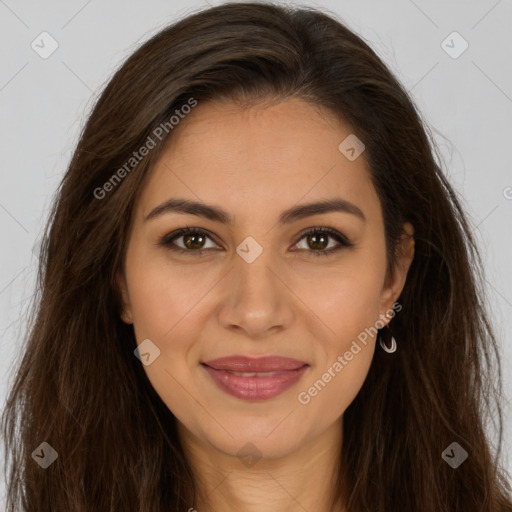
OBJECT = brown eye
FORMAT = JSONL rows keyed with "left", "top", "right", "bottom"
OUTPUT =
{"left": 182, "top": 232, "right": 207, "bottom": 250}
{"left": 293, "top": 227, "right": 353, "bottom": 257}
{"left": 306, "top": 232, "right": 329, "bottom": 251}
{"left": 160, "top": 226, "right": 352, "bottom": 257}
{"left": 160, "top": 228, "right": 220, "bottom": 255}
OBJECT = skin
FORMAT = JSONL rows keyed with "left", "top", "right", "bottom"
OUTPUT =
{"left": 117, "top": 97, "right": 415, "bottom": 512}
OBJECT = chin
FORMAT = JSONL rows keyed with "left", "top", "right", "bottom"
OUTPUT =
{"left": 189, "top": 414, "right": 311, "bottom": 461}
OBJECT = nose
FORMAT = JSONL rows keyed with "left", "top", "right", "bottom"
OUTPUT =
{"left": 217, "top": 250, "right": 295, "bottom": 339}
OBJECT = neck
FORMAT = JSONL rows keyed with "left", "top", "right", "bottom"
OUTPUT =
{"left": 177, "top": 418, "right": 346, "bottom": 512}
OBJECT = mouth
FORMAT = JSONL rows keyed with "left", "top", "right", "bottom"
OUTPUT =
{"left": 201, "top": 355, "right": 309, "bottom": 401}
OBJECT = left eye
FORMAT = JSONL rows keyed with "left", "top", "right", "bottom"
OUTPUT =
{"left": 292, "top": 227, "right": 352, "bottom": 256}
{"left": 160, "top": 226, "right": 352, "bottom": 256}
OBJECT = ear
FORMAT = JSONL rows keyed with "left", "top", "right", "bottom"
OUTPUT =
{"left": 116, "top": 270, "right": 133, "bottom": 324}
{"left": 379, "top": 222, "right": 415, "bottom": 325}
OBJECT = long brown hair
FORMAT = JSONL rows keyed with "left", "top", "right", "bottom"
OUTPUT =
{"left": 2, "top": 2, "right": 511, "bottom": 510}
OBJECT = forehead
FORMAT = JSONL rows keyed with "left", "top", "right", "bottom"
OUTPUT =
{"left": 137, "top": 98, "right": 381, "bottom": 225}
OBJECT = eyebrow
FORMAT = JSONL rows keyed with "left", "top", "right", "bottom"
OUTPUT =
{"left": 144, "top": 197, "right": 366, "bottom": 224}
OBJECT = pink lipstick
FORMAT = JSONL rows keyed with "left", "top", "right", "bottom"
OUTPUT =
{"left": 201, "top": 355, "right": 309, "bottom": 401}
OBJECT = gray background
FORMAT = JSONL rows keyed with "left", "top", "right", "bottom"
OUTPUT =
{"left": 1, "top": 0, "right": 511, "bottom": 503}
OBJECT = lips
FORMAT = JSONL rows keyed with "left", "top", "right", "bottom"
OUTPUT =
{"left": 202, "top": 355, "right": 307, "bottom": 372}
{"left": 201, "top": 356, "right": 309, "bottom": 400}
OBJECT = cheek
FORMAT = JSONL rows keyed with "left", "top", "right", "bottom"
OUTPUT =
{"left": 126, "top": 257, "right": 214, "bottom": 342}
{"left": 295, "top": 267, "right": 381, "bottom": 409}
{"left": 125, "top": 259, "right": 208, "bottom": 417}
{"left": 126, "top": 258, "right": 219, "bottom": 399}
{"left": 298, "top": 340, "right": 374, "bottom": 432}
{"left": 297, "top": 299, "right": 378, "bottom": 425}
{"left": 304, "top": 262, "right": 384, "bottom": 338}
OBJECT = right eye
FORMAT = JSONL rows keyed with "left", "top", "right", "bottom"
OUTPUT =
{"left": 159, "top": 227, "right": 221, "bottom": 256}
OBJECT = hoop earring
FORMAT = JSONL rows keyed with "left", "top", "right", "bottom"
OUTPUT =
{"left": 378, "top": 326, "right": 397, "bottom": 353}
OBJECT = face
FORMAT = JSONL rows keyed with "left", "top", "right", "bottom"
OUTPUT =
{"left": 117, "top": 98, "right": 414, "bottom": 461}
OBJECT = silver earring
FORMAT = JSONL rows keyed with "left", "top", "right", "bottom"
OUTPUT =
{"left": 379, "top": 327, "right": 397, "bottom": 353}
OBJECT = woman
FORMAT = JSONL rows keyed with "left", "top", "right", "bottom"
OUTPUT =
{"left": 2, "top": 2, "right": 511, "bottom": 511}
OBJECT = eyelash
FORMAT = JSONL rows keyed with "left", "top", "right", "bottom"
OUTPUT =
{"left": 159, "top": 225, "right": 353, "bottom": 257}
